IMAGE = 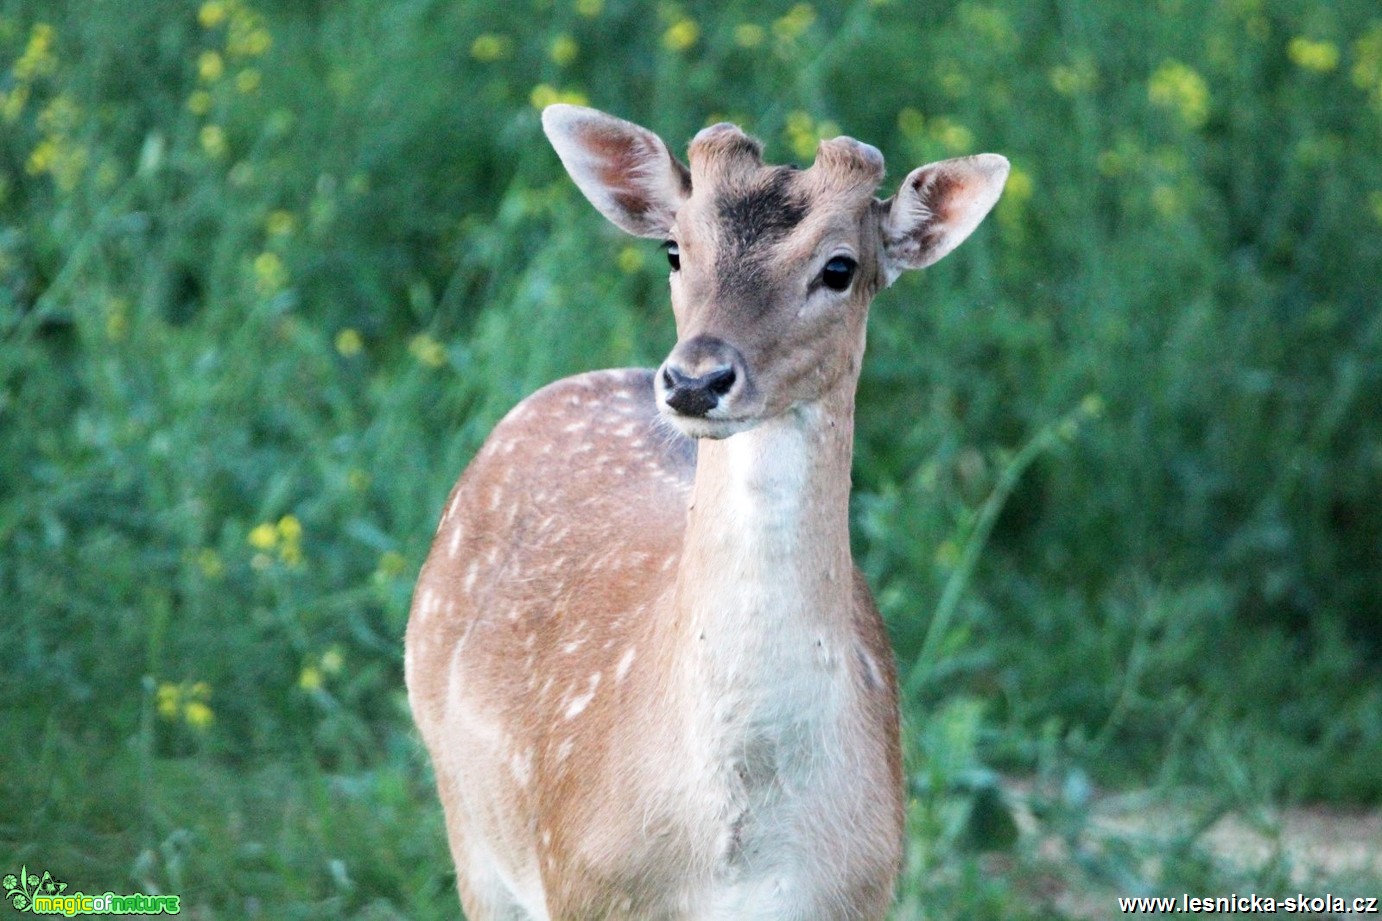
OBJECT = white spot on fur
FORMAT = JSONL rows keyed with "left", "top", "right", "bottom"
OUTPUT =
{"left": 416, "top": 589, "right": 438, "bottom": 621}
{"left": 509, "top": 748, "right": 533, "bottom": 787}
{"left": 616, "top": 646, "right": 636, "bottom": 682}
{"left": 563, "top": 673, "right": 601, "bottom": 720}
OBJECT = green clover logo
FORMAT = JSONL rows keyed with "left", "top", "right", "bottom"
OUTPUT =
{"left": 3, "top": 865, "right": 67, "bottom": 912}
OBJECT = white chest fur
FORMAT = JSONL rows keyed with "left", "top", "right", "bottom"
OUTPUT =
{"left": 669, "top": 413, "right": 859, "bottom": 917}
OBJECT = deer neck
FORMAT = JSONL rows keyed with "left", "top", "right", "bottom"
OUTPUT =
{"left": 665, "top": 382, "right": 858, "bottom": 737}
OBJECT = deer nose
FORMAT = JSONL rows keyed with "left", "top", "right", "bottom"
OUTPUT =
{"left": 662, "top": 364, "right": 735, "bottom": 417}
{"left": 659, "top": 336, "right": 745, "bottom": 418}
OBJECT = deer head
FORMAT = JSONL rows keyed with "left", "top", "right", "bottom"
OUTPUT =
{"left": 542, "top": 105, "right": 1008, "bottom": 440}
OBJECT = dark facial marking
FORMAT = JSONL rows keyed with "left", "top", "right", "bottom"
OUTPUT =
{"left": 714, "top": 168, "right": 809, "bottom": 313}
{"left": 716, "top": 168, "right": 808, "bottom": 252}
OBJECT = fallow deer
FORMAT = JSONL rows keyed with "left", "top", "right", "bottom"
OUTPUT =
{"left": 406, "top": 104, "right": 1008, "bottom": 920}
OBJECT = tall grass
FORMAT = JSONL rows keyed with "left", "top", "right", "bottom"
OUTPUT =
{"left": 2, "top": 0, "right": 1379, "bottom": 916}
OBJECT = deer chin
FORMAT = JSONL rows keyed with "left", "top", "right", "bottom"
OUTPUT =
{"left": 659, "top": 407, "right": 762, "bottom": 440}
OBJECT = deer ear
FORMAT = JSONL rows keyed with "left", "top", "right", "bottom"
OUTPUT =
{"left": 542, "top": 105, "right": 692, "bottom": 239}
{"left": 880, "top": 153, "right": 1009, "bottom": 283}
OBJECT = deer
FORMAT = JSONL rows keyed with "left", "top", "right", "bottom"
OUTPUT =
{"left": 405, "top": 103, "right": 1008, "bottom": 920}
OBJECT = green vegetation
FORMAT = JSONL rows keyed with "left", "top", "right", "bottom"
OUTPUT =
{"left": 2, "top": 0, "right": 1379, "bottom": 916}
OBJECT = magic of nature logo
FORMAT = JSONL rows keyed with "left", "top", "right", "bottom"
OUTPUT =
{"left": 3, "top": 867, "right": 180, "bottom": 915}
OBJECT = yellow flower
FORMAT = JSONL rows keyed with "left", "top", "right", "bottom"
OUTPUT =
{"left": 320, "top": 646, "right": 345, "bottom": 675}
{"left": 550, "top": 34, "right": 578, "bottom": 67}
{"left": 1049, "top": 61, "right": 1096, "bottom": 96}
{"left": 1005, "top": 166, "right": 1034, "bottom": 202}
{"left": 1151, "top": 183, "right": 1181, "bottom": 218}
{"left": 957, "top": 4, "right": 1016, "bottom": 51}
{"left": 235, "top": 68, "right": 262, "bottom": 93}
{"left": 14, "top": 23, "right": 58, "bottom": 81}
{"left": 156, "top": 681, "right": 214, "bottom": 728}
{"left": 199, "top": 50, "right": 225, "bottom": 82}
{"left": 26, "top": 139, "right": 56, "bottom": 176}
{"left": 200, "top": 124, "right": 228, "bottom": 158}
{"left": 187, "top": 90, "right": 213, "bottom": 115}
{"left": 996, "top": 164, "right": 1033, "bottom": 230}
{"left": 734, "top": 23, "right": 765, "bottom": 48}
{"left": 253, "top": 251, "right": 286, "bottom": 295}
{"left": 784, "top": 111, "right": 838, "bottom": 161}
{"left": 530, "top": 84, "right": 559, "bottom": 109}
{"left": 299, "top": 665, "right": 323, "bottom": 691}
{"left": 529, "top": 84, "right": 588, "bottom": 109}
{"left": 1148, "top": 59, "right": 1209, "bottom": 128}
{"left": 1287, "top": 37, "right": 1339, "bottom": 73}
{"left": 228, "top": 11, "right": 273, "bottom": 58}
{"left": 617, "top": 245, "right": 645, "bottom": 274}
{"left": 409, "top": 333, "right": 447, "bottom": 368}
{"left": 335, "top": 327, "right": 363, "bottom": 356}
{"left": 347, "top": 469, "right": 370, "bottom": 491}
{"left": 199, "top": 1, "right": 228, "bottom": 28}
{"left": 184, "top": 700, "right": 214, "bottom": 729}
{"left": 929, "top": 117, "right": 973, "bottom": 155}
{"left": 663, "top": 18, "right": 699, "bottom": 52}
{"left": 273, "top": 515, "right": 304, "bottom": 567}
{"left": 196, "top": 547, "right": 225, "bottom": 579}
{"left": 156, "top": 683, "right": 181, "bottom": 718}
{"left": 2, "top": 84, "right": 30, "bottom": 123}
{"left": 248, "top": 522, "right": 278, "bottom": 550}
{"left": 470, "top": 33, "right": 512, "bottom": 62}
{"left": 377, "top": 550, "right": 408, "bottom": 580}
{"left": 277, "top": 514, "right": 302, "bottom": 543}
{"left": 265, "top": 209, "right": 296, "bottom": 236}
{"left": 773, "top": 4, "right": 816, "bottom": 42}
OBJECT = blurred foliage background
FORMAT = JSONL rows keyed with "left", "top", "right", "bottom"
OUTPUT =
{"left": 1, "top": 0, "right": 1379, "bottom": 917}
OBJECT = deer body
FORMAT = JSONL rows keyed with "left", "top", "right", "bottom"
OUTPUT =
{"left": 407, "top": 105, "right": 1008, "bottom": 920}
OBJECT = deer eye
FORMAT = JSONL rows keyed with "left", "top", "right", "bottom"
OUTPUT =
{"left": 820, "top": 256, "right": 857, "bottom": 292}
{"left": 665, "top": 241, "right": 681, "bottom": 272}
